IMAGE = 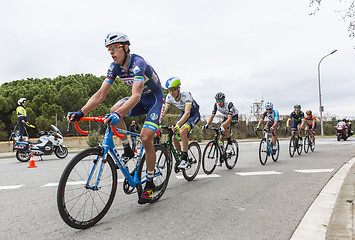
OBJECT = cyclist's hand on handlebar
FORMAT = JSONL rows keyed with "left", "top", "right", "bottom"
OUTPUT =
{"left": 254, "top": 126, "right": 259, "bottom": 135}
{"left": 105, "top": 112, "right": 120, "bottom": 125}
{"left": 173, "top": 124, "right": 180, "bottom": 132}
{"left": 285, "top": 126, "right": 290, "bottom": 131}
{"left": 201, "top": 124, "right": 208, "bottom": 134}
{"left": 220, "top": 126, "right": 225, "bottom": 133}
{"left": 67, "top": 110, "right": 84, "bottom": 123}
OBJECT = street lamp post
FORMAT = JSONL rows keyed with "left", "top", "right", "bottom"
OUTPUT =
{"left": 317, "top": 49, "right": 337, "bottom": 136}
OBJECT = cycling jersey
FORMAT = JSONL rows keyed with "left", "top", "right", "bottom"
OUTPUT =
{"left": 212, "top": 101, "right": 239, "bottom": 118}
{"left": 262, "top": 110, "right": 280, "bottom": 122}
{"left": 107, "top": 54, "right": 164, "bottom": 132}
{"left": 289, "top": 111, "right": 305, "bottom": 122}
{"left": 305, "top": 115, "right": 316, "bottom": 126}
{"left": 166, "top": 91, "right": 199, "bottom": 114}
{"left": 105, "top": 54, "right": 162, "bottom": 96}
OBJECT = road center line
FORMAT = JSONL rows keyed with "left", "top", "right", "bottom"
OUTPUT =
{"left": 176, "top": 174, "right": 220, "bottom": 180}
{"left": 0, "top": 185, "right": 24, "bottom": 190}
{"left": 236, "top": 171, "right": 282, "bottom": 176}
{"left": 294, "top": 169, "right": 334, "bottom": 173}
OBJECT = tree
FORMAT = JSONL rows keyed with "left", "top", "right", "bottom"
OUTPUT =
{"left": 310, "top": 0, "right": 355, "bottom": 37}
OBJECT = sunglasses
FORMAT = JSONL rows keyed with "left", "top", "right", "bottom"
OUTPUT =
{"left": 107, "top": 43, "right": 124, "bottom": 52}
{"left": 294, "top": 108, "right": 300, "bottom": 111}
{"left": 168, "top": 87, "right": 178, "bottom": 92}
{"left": 216, "top": 99, "right": 224, "bottom": 103}
{"left": 266, "top": 108, "right": 273, "bottom": 110}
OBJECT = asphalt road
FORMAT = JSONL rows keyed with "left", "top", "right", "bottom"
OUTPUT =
{"left": 0, "top": 137, "right": 354, "bottom": 240}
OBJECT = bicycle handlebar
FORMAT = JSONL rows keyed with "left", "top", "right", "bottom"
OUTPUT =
{"left": 160, "top": 125, "right": 181, "bottom": 141}
{"left": 74, "top": 116, "right": 125, "bottom": 138}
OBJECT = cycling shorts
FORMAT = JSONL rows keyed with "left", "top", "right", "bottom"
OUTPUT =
{"left": 291, "top": 120, "right": 302, "bottom": 131}
{"left": 306, "top": 123, "right": 317, "bottom": 132}
{"left": 264, "top": 121, "right": 281, "bottom": 132}
{"left": 223, "top": 115, "right": 238, "bottom": 127}
{"left": 177, "top": 111, "right": 201, "bottom": 132}
{"left": 118, "top": 90, "right": 165, "bottom": 132}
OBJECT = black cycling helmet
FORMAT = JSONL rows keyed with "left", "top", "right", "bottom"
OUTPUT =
{"left": 215, "top": 92, "right": 225, "bottom": 100}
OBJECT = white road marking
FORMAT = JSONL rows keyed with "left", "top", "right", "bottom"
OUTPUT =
{"left": 41, "top": 179, "right": 125, "bottom": 187}
{"left": 294, "top": 169, "right": 334, "bottom": 173}
{"left": 236, "top": 171, "right": 282, "bottom": 176}
{"left": 291, "top": 157, "right": 355, "bottom": 240}
{"left": 176, "top": 174, "right": 221, "bottom": 180}
{"left": 0, "top": 185, "right": 24, "bottom": 190}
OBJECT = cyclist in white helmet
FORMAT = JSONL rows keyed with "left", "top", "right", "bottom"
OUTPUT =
{"left": 67, "top": 32, "right": 165, "bottom": 204}
{"left": 255, "top": 102, "right": 280, "bottom": 155}
{"left": 161, "top": 77, "right": 200, "bottom": 168}
{"left": 202, "top": 92, "right": 239, "bottom": 147}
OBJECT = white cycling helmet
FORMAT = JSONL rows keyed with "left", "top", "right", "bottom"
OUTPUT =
{"left": 18, "top": 98, "right": 26, "bottom": 105}
{"left": 105, "top": 32, "right": 130, "bottom": 47}
{"left": 265, "top": 102, "right": 273, "bottom": 110}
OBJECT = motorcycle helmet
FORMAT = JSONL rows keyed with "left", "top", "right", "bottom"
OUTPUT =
{"left": 165, "top": 77, "right": 181, "bottom": 89}
{"left": 105, "top": 32, "right": 130, "bottom": 47}
{"left": 18, "top": 98, "right": 26, "bottom": 105}
{"left": 215, "top": 92, "right": 225, "bottom": 100}
{"left": 306, "top": 110, "right": 312, "bottom": 115}
{"left": 265, "top": 102, "right": 273, "bottom": 110}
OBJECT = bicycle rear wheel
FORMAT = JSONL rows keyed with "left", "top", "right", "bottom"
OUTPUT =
{"left": 57, "top": 147, "right": 117, "bottom": 229}
{"left": 310, "top": 140, "right": 315, "bottom": 152}
{"left": 182, "top": 142, "right": 201, "bottom": 181}
{"left": 259, "top": 138, "right": 268, "bottom": 165}
{"left": 225, "top": 140, "right": 239, "bottom": 169}
{"left": 304, "top": 135, "right": 310, "bottom": 153}
{"left": 202, "top": 141, "right": 218, "bottom": 174}
{"left": 138, "top": 144, "right": 171, "bottom": 203}
{"left": 272, "top": 139, "right": 280, "bottom": 162}
{"left": 289, "top": 136, "right": 296, "bottom": 157}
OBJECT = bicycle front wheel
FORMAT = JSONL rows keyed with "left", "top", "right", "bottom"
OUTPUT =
{"left": 225, "top": 140, "right": 239, "bottom": 169}
{"left": 289, "top": 136, "right": 296, "bottom": 157}
{"left": 297, "top": 137, "right": 303, "bottom": 155}
{"left": 310, "top": 140, "right": 315, "bottom": 152}
{"left": 57, "top": 147, "right": 117, "bottom": 229}
{"left": 202, "top": 141, "right": 218, "bottom": 174}
{"left": 182, "top": 142, "right": 201, "bottom": 181}
{"left": 138, "top": 144, "right": 171, "bottom": 203}
{"left": 259, "top": 138, "right": 268, "bottom": 165}
{"left": 304, "top": 135, "right": 310, "bottom": 153}
{"left": 271, "top": 140, "right": 280, "bottom": 162}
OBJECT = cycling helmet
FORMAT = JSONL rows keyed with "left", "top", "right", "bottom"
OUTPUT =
{"left": 294, "top": 104, "right": 301, "bottom": 109}
{"left": 215, "top": 92, "right": 225, "bottom": 100}
{"left": 265, "top": 102, "right": 273, "bottom": 110}
{"left": 18, "top": 98, "right": 26, "bottom": 105}
{"left": 105, "top": 32, "right": 130, "bottom": 47}
{"left": 306, "top": 110, "right": 312, "bottom": 115}
{"left": 165, "top": 77, "right": 181, "bottom": 89}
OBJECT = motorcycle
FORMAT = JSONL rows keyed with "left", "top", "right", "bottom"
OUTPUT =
{"left": 12, "top": 125, "right": 68, "bottom": 162}
{"left": 334, "top": 121, "right": 352, "bottom": 141}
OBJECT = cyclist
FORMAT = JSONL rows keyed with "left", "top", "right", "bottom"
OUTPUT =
{"left": 304, "top": 110, "right": 316, "bottom": 147}
{"left": 67, "top": 32, "right": 165, "bottom": 204}
{"left": 202, "top": 92, "right": 239, "bottom": 149}
{"left": 255, "top": 102, "right": 280, "bottom": 155}
{"left": 286, "top": 104, "right": 305, "bottom": 144}
{"left": 161, "top": 77, "right": 201, "bottom": 168}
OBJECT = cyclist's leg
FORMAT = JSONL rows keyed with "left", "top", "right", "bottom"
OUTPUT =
{"left": 179, "top": 112, "right": 200, "bottom": 164}
{"left": 172, "top": 112, "right": 184, "bottom": 152}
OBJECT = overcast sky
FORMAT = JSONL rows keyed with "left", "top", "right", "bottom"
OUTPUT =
{"left": 1, "top": 0, "right": 354, "bottom": 119}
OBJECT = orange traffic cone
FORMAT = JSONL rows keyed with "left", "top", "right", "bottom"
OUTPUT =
{"left": 28, "top": 155, "right": 37, "bottom": 168}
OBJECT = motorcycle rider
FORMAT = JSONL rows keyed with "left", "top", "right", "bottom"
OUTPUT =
{"left": 16, "top": 98, "right": 30, "bottom": 140}
{"left": 342, "top": 118, "right": 353, "bottom": 135}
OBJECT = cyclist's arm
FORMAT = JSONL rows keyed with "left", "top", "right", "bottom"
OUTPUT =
{"left": 161, "top": 104, "right": 170, "bottom": 119}
{"left": 256, "top": 117, "right": 264, "bottom": 128}
{"left": 206, "top": 114, "right": 215, "bottom": 126}
{"left": 176, "top": 104, "right": 191, "bottom": 127}
{"left": 81, "top": 81, "right": 112, "bottom": 114}
{"left": 286, "top": 118, "right": 291, "bottom": 128}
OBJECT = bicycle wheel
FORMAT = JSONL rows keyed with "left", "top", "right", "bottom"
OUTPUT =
{"left": 57, "top": 147, "right": 117, "bottom": 229}
{"left": 310, "top": 139, "right": 315, "bottom": 152}
{"left": 297, "top": 137, "right": 303, "bottom": 155}
{"left": 259, "top": 138, "right": 268, "bottom": 165}
{"left": 138, "top": 144, "right": 171, "bottom": 203}
{"left": 272, "top": 140, "right": 280, "bottom": 162}
{"left": 202, "top": 141, "right": 218, "bottom": 174}
{"left": 289, "top": 136, "right": 296, "bottom": 157}
{"left": 225, "top": 140, "right": 239, "bottom": 169}
{"left": 182, "top": 142, "right": 201, "bottom": 181}
{"left": 304, "top": 135, "right": 310, "bottom": 153}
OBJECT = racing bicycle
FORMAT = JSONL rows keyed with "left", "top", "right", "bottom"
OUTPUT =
{"left": 304, "top": 127, "right": 315, "bottom": 153}
{"left": 202, "top": 127, "right": 239, "bottom": 174}
{"left": 57, "top": 117, "right": 171, "bottom": 229}
{"left": 288, "top": 128, "right": 303, "bottom": 157}
{"left": 256, "top": 129, "right": 279, "bottom": 165}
